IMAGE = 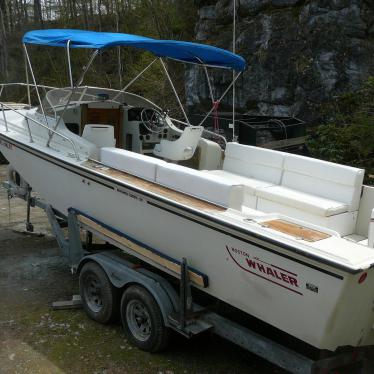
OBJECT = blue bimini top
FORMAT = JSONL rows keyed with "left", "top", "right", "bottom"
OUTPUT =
{"left": 23, "top": 29, "right": 246, "bottom": 71}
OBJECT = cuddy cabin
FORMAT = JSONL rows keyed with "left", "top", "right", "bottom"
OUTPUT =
{"left": 6, "top": 85, "right": 374, "bottom": 257}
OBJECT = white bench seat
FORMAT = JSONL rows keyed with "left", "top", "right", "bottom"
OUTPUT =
{"left": 208, "top": 142, "right": 365, "bottom": 235}
{"left": 255, "top": 153, "right": 364, "bottom": 235}
{"left": 204, "top": 169, "right": 274, "bottom": 208}
{"left": 280, "top": 154, "right": 364, "bottom": 212}
{"left": 156, "top": 163, "right": 243, "bottom": 209}
{"left": 100, "top": 148, "right": 243, "bottom": 210}
{"left": 256, "top": 185, "right": 349, "bottom": 217}
{"left": 222, "top": 143, "right": 285, "bottom": 184}
{"left": 205, "top": 170, "right": 274, "bottom": 194}
{"left": 203, "top": 143, "right": 285, "bottom": 208}
{"left": 101, "top": 147, "right": 165, "bottom": 181}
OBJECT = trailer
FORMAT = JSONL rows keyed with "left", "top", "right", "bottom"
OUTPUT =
{"left": 3, "top": 178, "right": 373, "bottom": 374}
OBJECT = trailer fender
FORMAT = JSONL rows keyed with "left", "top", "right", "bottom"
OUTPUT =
{"left": 77, "top": 252, "right": 180, "bottom": 327}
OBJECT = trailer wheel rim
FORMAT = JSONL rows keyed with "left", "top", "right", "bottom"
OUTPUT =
{"left": 83, "top": 274, "right": 103, "bottom": 313}
{"left": 126, "top": 300, "right": 152, "bottom": 342}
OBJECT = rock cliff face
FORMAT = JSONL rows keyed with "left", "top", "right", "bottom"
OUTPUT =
{"left": 187, "top": 0, "right": 374, "bottom": 122}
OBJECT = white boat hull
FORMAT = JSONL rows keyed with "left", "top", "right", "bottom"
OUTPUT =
{"left": 1, "top": 135, "right": 374, "bottom": 351}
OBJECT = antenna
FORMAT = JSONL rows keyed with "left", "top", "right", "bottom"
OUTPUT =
{"left": 116, "top": 12, "right": 123, "bottom": 90}
{"left": 232, "top": 0, "right": 236, "bottom": 141}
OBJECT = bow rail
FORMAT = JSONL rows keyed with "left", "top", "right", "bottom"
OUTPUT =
{"left": 0, "top": 83, "right": 81, "bottom": 161}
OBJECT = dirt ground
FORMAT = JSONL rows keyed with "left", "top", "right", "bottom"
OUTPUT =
{"left": 0, "top": 164, "right": 285, "bottom": 374}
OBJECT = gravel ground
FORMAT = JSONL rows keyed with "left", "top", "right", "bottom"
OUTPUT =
{"left": 0, "top": 165, "right": 284, "bottom": 374}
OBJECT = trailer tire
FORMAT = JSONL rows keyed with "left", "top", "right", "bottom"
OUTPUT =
{"left": 121, "top": 285, "right": 170, "bottom": 352}
{"left": 79, "top": 262, "right": 118, "bottom": 324}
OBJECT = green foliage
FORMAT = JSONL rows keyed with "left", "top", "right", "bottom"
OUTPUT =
{"left": 307, "top": 78, "right": 374, "bottom": 184}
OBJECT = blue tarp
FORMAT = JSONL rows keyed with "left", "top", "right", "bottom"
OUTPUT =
{"left": 23, "top": 29, "right": 246, "bottom": 71}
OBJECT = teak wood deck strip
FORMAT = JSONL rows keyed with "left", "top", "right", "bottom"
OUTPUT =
{"left": 83, "top": 160, "right": 225, "bottom": 212}
{"left": 77, "top": 214, "right": 208, "bottom": 288}
{"left": 261, "top": 219, "right": 331, "bottom": 242}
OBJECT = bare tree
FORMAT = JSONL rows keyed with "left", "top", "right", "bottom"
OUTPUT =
{"left": 81, "top": 0, "right": 89, "bottom": 28}
{"left": 0, "top": 0, "right": 8, "bottom": 79}
{"left": 33, "top": 0, "right": 43, "bottom": 27}
{"left": 22, "top": 0, "right": 29, "bottom": 24}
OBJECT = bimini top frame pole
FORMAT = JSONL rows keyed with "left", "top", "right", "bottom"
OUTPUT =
{"left": 232, "top": 0, "right": 237, "bottom": 141}
{"left": 197, "top": 71, "right": 243, "bottom": 128}
{"left": 159, "top": 58, "right": 190, "bottom": 125}
{"left": 46, "top": 47, "right": 99, "bottom": 147}
{"left": 67, "top": 40, "right": 73, "bottom": 88}
{"left": 112, "top": 57, "right": 159, "bottom": 102}
{"left": 23, "top": 44, "right": 50, "bottom": 129}
{"left": 24, "top": 51, "right": 31, "bottom": 107}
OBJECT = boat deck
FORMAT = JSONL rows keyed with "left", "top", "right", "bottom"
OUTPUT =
{"left": 259, "top": 219, "right": 330, "bottom": 243}
{"left": 83, "top": 159, "right": 226, "bottom": 213}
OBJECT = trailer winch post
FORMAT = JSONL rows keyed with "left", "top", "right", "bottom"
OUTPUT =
{"left": 25, "top": 185, "right": 33, "bottom": 232}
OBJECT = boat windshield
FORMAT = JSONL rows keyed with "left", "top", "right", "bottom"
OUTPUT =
{"left": 42, "top": 86, "right": 161, "bottom": 115}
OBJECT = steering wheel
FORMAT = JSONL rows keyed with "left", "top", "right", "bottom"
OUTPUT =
{"left": 140, "top": 108, "right": 168, "bottom": 134}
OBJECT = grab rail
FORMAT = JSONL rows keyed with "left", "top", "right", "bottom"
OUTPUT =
{"left": 0, "top": 83, "right": 162, "bottom": 113}
{"left": 0, "top": 82, "right": 57, "bottom": 108}
{"left": 0, "top": 82, "right": 56, "bottom": 89}
{"left": 0, "top": 101, "right": 80, "bottom": 161}
{"left": 1, "top": 103, "right": 8, "bottom": 132}
{"left": 45, "top": 85, "right": 163, "bottom": 111}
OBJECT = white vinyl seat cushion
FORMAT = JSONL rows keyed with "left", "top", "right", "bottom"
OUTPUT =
{"left": 156, "top": 163, "right": 243, "bottom": 209}
{"left": 204, "top": 169, "right": 274, "bottom": 195}
{"left": 223, "top": 143, "right": 285, "bottom": 184}
{"left": 256, "top": 185, "right": 349, "bottom": 217}
{"left": 101, "top": 147, "right": 165, "bottom": 181}
{"left": 82, "top": 124, "right": 116, "bottom": 148}
{"left": 282, "top": 154, "right": 364, "bottom": 211}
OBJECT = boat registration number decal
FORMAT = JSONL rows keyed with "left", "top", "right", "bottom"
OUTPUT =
{"left": 226, "top": 245, "right": 303, "bottom": 296}
{"left": 0, "top": 139, "right": 13, "bottom": 150}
